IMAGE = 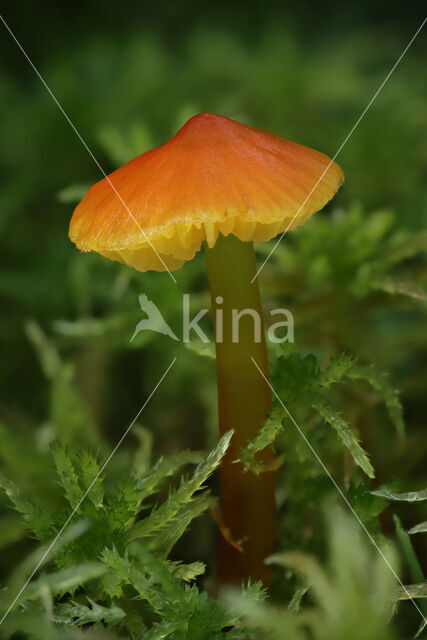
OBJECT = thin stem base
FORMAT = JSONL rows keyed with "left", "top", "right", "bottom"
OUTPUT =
{"left": 205, "top": 234, "right": 276, "bottom": 586}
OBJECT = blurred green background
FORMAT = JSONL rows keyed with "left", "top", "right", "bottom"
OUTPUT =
{"left": 0, "top": 0, "right": 426, "bottom": 633}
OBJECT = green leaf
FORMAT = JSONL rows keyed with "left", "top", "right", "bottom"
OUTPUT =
{"left": 409, "top": 522, "right": 427, "bottom": 535}
{"left": 110, "top": 448, "right": 203, "bottom": 532}
{"left": 151, "top": 493, "right": 214, "bottom": 556}
{"left": 415, "top": 618, "right": 427, "bottom": 639}
{"left": 108, "top": 475, "right": 141, "bottom": 531}
{"left": 24, "top": 320, "right": 60, "bottom": 379}
{"left": 5, "top": 520, "right": 92, "bottom": 609}
{"left": 21, "top": 563, "right": 107, "bottom": 603}
{"left": 142, "top": 621, "right": 180, "bottom": 640}
{"left": 56, "top": 183, "right": 90, "bottom": 204}
{"left": 223, "top": 588, "right": 304, "bottom": 640}
{"left": 313, "top": 402, "right": 375, "bottom": 478}
{"left": 50, "top": 441, "right": 83, "bottom": 510}
{"left": 75, "top": 448, "right": 104, "bottom": 510}
{"left": 373, "top": 277, "right": 427, "bottom": 301}
{"left": 268, "top": 505, "right": 399, "bottom": 635}
{"left": 0, "top": 604, "right": 58, "bottom": 640}
{"left": 238, "top": 407, "right": 284, "bottom": 473}
{"left": 393, "top": 514, "right": 424, "bottom": 585}
{"left": 50, "top": 364, "right": 98, "bottom": 446}
{"left": 273, "top": 353, "right": 319, "bottom": 404}
{"left": 267, "top": 551, "right": 332, "bottom": 607}
{"left": 242, "top": 579, "right": 269, "bottom": 603}
{"left": 288, "top": 585, "right": 310, "bottom": 612}
{"left": 137, "top": 448, "right": 204, "bottom": 504}
{"left": 28, "top": 320, "right": 98, "bottom": 446}
{"left": 129, "top": 431, "right": 233, "bottom": 542}
{"left": 371, "top": 487, "right": 427, "bottom": 502}
{"left": 167, "top": 560, "right": 206, "bottom": 582}
{"left": 132, "top": 424, "right": 154, "bottom": 473}
{"left": 391, "top": 583, "right": 427, "bottom": 600}
{"left": 185, "top": 340, "right": 216, "bottom": 359}
{"left": 347, "top": 483, "right": 388, "bottom": 522}
{"left": 380, "top": 229, "right": 427, "bottom": 267}
{"left": 56, "top": 597, "right": 125, "bottom": 626}
{"left": 97, "top": 123, "right": 153, "bottom": 165}
{"left": 393, "top": 516, "right": 427, "bottom": 634}
{"left": 348, "top": 365, "right": 405, "bottom": 435}
{"left": 101, "top": 546, "right": 179, "bottom": 609}
{"left": 318, "top": 353, "right": 354, "bottom": 389}
{"left": 0, "top": 475, "right": 52, "bottom": 541}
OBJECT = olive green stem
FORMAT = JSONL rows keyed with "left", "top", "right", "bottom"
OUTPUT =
{"left": 205, "top": 234, "right": 276, "bottom": 586}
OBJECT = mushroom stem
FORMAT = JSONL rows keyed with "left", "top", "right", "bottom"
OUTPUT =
{"left": 205, "top": 233, "right": 276, "bottom": 586}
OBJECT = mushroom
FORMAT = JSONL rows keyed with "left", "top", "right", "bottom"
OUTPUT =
{"left": 69, "top": 113, "right": 344, "bottom": 586}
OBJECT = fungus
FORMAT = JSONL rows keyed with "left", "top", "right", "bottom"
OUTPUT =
{"left": 69, "top": 113, "right": 344, "bottom": 586}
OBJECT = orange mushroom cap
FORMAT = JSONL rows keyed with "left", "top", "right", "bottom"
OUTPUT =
{"left": 69, "top": 113, "right": 344, "bottom": 272}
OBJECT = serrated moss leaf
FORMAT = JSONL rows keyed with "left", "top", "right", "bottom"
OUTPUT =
{"left": 129, "top": 431, "right": 233, "bottom": 542}
{"left": 409, "top": 521, "right": 427, "bottom": 535}
{"left": 111, "top": 449, "right": 204, "bottom": 532}
{"left": 391, "top": 583, "right": 427, "bottom": 600}
{"left": 374, "top": 277, "right": 427, "bottom": 301}
{"left": 137, "top": 449, "right": 204, "bottom": 504}
{"left": 22, "top": 563, "right": 107, "bottom": 603}
{"left": 348, "top": 365, "right": 404, "bottom": 435}
{"left": 371, "top": 487, "right": 427, "bottom": 502}
{"left": 56, "top": 597, "right": 125, "bottom": 626}
{"left": 101, "top": 546, "right": 179, "bottom": 607}
{"left": 167, "top": 560, "right": 206, "bottom": 582}
{"left": 288, "top": 585, "right": 310, "bottom": 612}
{"left": 0, "top": 475, "right": 52, "bottom": 541}
{"left": 151, "top": 493, "right": 214, "bottom": 556}
{"left": 50, "top": 441, "right": 83, "bottom": 510}
{"left": 273, "top": 353, "right": 319, "bottom": 404}
{"left": 239, "top": 407, "right": 284, "bottom": 473}
{"left": 75, "top": 449, "right": 104, "bottom": 509}
{"left": 313, "top": 402, "right": 375, "bottom": 478}
{"left": 380, "top": 230, "right": 427, "bottom": 267}
{"left": 318, "top": 354, "right": 354, "bottom": 389}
